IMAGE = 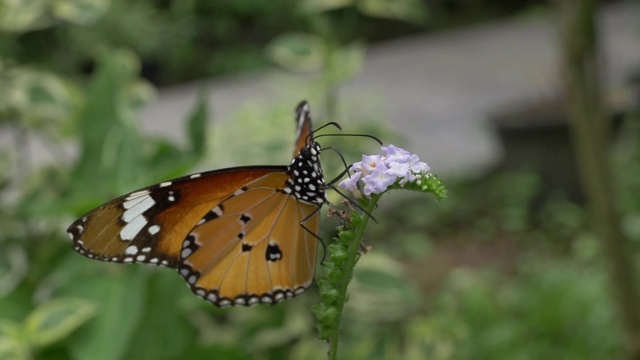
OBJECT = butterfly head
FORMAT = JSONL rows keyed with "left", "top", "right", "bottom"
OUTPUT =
{"left": 286, "top": 141, "right": 325, "bottom": 205}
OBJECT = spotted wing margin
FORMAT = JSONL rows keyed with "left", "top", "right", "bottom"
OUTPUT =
{"left": 67, "top": 166, "right": 287, "bottom": 268}
{"left": 178, "top": 172, "right": 320, "bottom": 307}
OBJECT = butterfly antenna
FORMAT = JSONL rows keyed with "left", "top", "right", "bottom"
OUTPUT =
{"left": 324, "top": 166, "right": 378, "bottom": 224}
{"left": 306, "top": 122, "right": 342, "bottom": 144}
{"left": 321, "top": 146, "right": 353, "bottom": 178}
{"left": 313, "top": 133, "right": 383, "bottom": 146}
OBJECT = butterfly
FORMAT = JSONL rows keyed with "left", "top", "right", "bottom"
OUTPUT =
{"left": 67, "top": 101, "right": 327, "bottom": 307}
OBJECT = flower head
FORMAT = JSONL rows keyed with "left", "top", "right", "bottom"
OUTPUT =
{"left": 361, "top": 164, "right": 396, "bottom": 195}
{"left": 340, "top": 144, "right": 431, "bottom": 196}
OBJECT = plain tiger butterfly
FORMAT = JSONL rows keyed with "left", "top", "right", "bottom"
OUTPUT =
{"left": 67, "top": 101, "right": 329, "bottom": 307}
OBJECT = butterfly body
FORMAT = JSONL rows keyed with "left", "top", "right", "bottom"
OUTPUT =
{"left": 67, "top": 101, "right": 325, "bottom": 307}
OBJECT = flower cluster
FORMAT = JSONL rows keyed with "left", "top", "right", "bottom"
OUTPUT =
{"left": 339, "top": 145, "right": 430, "bottom": 196}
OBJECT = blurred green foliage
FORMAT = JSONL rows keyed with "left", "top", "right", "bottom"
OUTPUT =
{"left": 1, "top": 0, "right": 636, "bottom": 359}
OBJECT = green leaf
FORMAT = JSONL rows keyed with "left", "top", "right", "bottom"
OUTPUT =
{"left": 125, "top": 272, "right": 195, "bottom": 360}
{"left": 59, "top": 268, "right": 148, "bottom": 360}
{"left": 298, "top": 0, "right": 355, "bottom": 13}
{"left": 0, "top": 245, "right": 28, "bottom": 298}
{"left": 70, "top": 49, "right": 145, "bottom": 204}
{"left": 265, "top": 33, "right": 325, "bottom": 72}
{"left": 326, "top": 41, "right": 365, "bottom": 85}
{"left": 187, "top": 90, "right": 208, "bottom": 157}
{"left": 0, "top": 320, "right": 29, "bottom": 360}
{"left": 357, "top": 0, "right": 428, "bottom": 24}
{"left": 24, "top": 298, "right": 96, "bottom": 348}
{"left": 346, "top": 253, "right": 422, "bottom": 322}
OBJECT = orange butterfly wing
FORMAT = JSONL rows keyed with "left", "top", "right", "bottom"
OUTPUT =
{"left": 67, "top": 100, "right": 325, "bottom": 307}
{"left": 178, "top": 172, "right": 320, "bottom": 306}
{"left": 67, "top": 167, "right": 287, "bottom": 267}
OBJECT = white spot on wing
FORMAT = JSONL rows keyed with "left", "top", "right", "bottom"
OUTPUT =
{"left": 190, "top": 173, "right": 201, "bottom": 179}
{"left": 122, "top": 195, "right": 145, "bottom": 210}
{"left": 125, "top": 190, "right": 150, "bottom": 201}
{"left": 159, "top": 181, "right": 172, "bottom": 187}
{"left": 120, "top": 216, "right": 147, "bottom": 241}
{"left": 122, "top": 196, "right": 155, "bottom": 223}
{"left": 125, "top": 246, "right": 139, "bottom": 255}
{"left": 234, "top": 298, "right": 246, "bottom": 305}
{"left": 211, "top": 206, "right": 223, "bottom": 217}
{"left": 148, "top": 225, "right": 160, "bottom": 235}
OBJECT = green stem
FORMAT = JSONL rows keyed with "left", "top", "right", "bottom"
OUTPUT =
{"left": 558, "top": 0, "right": 640, "bottom": 357}
{"left": 328, "top": 193, "right": 380, "bottom": 360}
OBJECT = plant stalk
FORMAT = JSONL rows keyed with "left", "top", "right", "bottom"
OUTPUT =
{"left": 328, "top": 194, "right": 380, "bottom": 360}
{"left": 558, "top": 0, "right": 640, "bottom": 357}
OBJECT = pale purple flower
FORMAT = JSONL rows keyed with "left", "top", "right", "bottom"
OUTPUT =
{"left": 387, "top": 161, "right": 411, "bottom": 177}
{"left": 381, "top": 144, "right": 410, "bottom": 164}
{"left": 406, "top": 154, "right": 430, "bottom": 173}
{"left": 339, "top": 144, "right": 431, "bottom": 196}
{"left": 354, "top": 155, "right": 385, "bottom": 173}
{"left": 362, "top": 165, "right": 397, "bottom": 195}
{"left": 338, "top": 171, "right": 361, "bottom": 192}
{"left": 387, "top": 161, "right": 413, "bottom": 186}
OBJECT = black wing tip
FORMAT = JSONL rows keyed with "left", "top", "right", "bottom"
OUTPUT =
{"left": 67, "top": 215, "right": 89, "bottom": 241}
{"left": 295, "top": 100, "right": 310, "bottom": 117}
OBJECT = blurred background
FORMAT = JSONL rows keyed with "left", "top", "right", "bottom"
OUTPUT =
{"left": 1, "top": 0, "right": 640, "bottom": 359}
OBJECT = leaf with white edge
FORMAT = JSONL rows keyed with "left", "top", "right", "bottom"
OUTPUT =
{"left": 24, "top": 298, "right": 96, "bottom": 348}
{"left": 0, "top": 246, "right": 28, "bottom": 298}
{"left": 0, "top": 319, "right": 30, "bottom": 360}
{"left": 0, "top": 336, "right": 29, "bottom": 360}
{"left": 52, "top": 0, "right": 110, "bottom": 25}
{"left": 7, "top": 68, "right": 76, "bottom": 126}
{"left": 0, "top": 0, "right": 51, "bottom": 32}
